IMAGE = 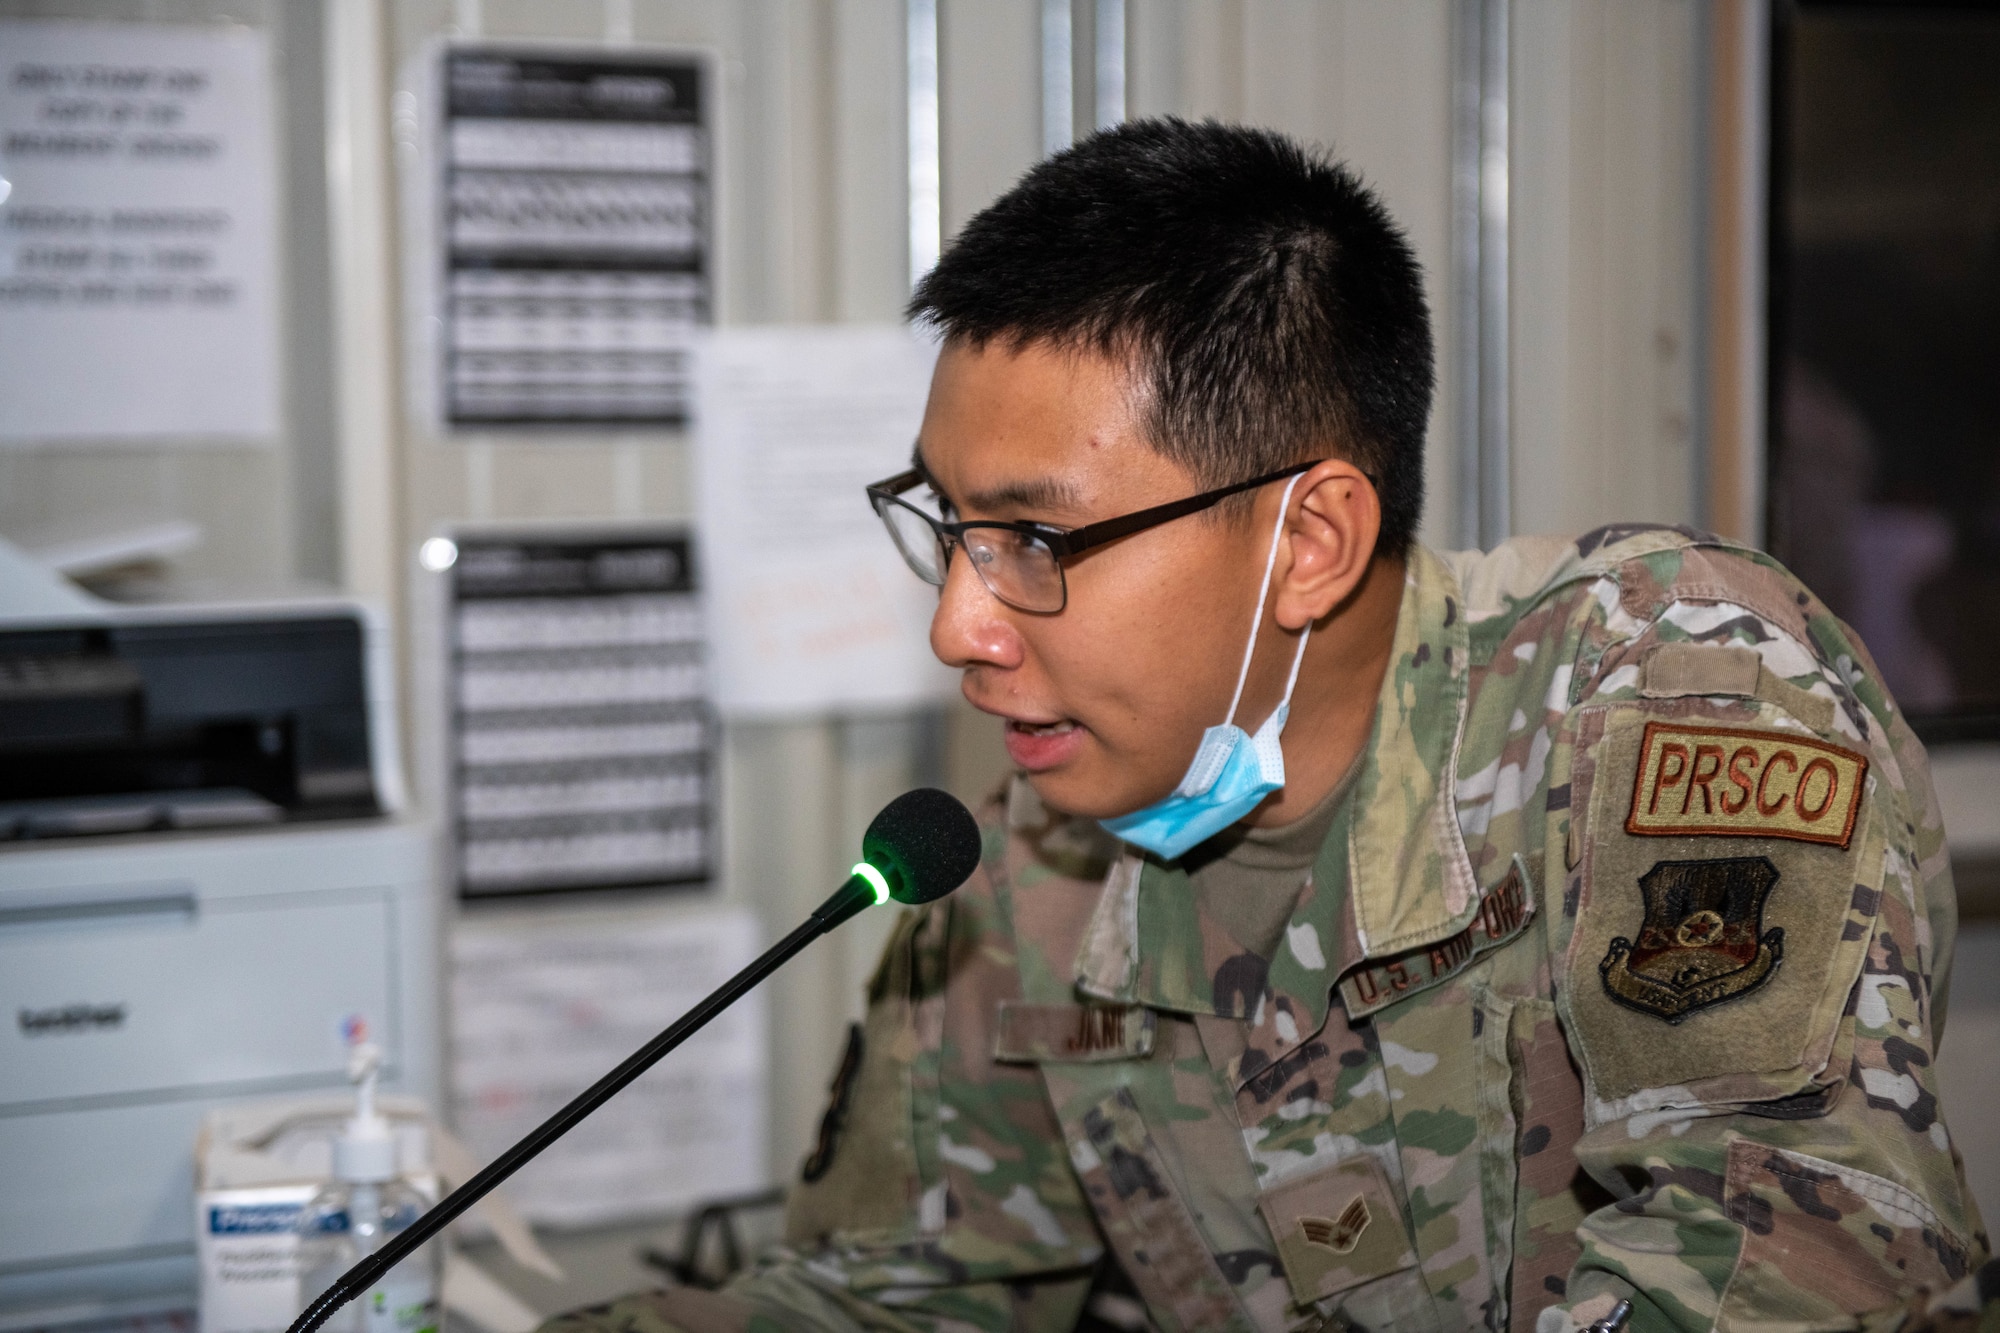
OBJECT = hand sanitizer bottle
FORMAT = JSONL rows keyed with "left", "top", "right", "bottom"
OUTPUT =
{"left": 297, "top": 1029, "right": 440, "bottom": 1333}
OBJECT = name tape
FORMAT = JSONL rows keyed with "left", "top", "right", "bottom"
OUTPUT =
{"left": 1626, "top": 721, "right": 1866, "bottom": 848}
{"left": 993, "top": 1002, "right": 1155, "bottom": 1063}
{"left": 1338, "top": 863, "right": 1531, "bottom": 1018}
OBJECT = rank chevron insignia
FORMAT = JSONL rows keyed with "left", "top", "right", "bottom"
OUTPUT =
{"left": 1299, "top": 1196, "right": 1371, "bottom": 1254}
{"left": 1599, "top": 857, "right": 1785, "bottom": 1023}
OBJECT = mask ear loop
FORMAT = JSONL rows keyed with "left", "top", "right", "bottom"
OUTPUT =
{"left": 1275, "top": 604, "right": 1314, "bottom": 710}
{"left": 1223, "top": 472, "right": 1307, "bottom": 728}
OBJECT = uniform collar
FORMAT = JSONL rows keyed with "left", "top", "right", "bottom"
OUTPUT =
{"left": 1076, "top": 544, "right": 1480, "bottom": 1057}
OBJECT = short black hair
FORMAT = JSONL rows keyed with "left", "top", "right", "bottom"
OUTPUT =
{"left": 909, "top": 117, "right": 1433, "bottom": 557}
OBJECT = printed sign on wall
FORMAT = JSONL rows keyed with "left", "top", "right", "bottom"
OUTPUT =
{"left": 440, "top": 47, "right": 710, "bottom": 427}
{"left": 694, "top": 325, "right": 957, "bottom": 716}
{"left": 450, "top": 908, "right": 766, "bottom": 1225}
{"left": 0, "top": 20, "right": 280, "bottom": 443}
{"left": 446, "top": 530, "right": 714, "bottom": 899}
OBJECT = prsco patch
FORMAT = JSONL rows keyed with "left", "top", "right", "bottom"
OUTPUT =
{"left": 1599, "top": 856, "right": 1784, "bottom": 1023}
{"left": 1626, "top": 722, "right": 1866, "bottom": 848}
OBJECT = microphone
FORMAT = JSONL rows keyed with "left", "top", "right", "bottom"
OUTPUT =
{"left": 287, "top": 787, "right": 981, "bottom": 1333}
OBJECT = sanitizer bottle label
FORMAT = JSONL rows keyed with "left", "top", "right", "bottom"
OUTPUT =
{"left": 364, "top": 1271, "right": 438, "bottom": 1333}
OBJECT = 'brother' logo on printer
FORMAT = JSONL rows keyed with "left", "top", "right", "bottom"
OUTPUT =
{"left": 18, "top": 1003, "right": 127, "bottom": 1036}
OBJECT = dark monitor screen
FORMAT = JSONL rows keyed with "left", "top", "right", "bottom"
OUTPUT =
{"left": 1769, "top": 3, "right": 2000, "bottom": 740}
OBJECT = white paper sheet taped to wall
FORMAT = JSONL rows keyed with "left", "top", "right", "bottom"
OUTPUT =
{"left": 0, "top": 20, "right": 280, "bottom": 442}
{"left": 694, "top": 325, "right": 956, "bottom": 716}
{"left": 448, "top": 905, "right": 767, "bottom": 1227}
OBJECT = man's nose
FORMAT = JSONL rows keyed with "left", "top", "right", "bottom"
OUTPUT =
{"left": 929, "top": 551, "right": 1025, "bottom": 670}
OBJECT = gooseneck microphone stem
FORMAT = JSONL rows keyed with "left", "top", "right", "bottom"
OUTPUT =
{"left": 286, "top": 875, "right": 881, "bottom": 1333}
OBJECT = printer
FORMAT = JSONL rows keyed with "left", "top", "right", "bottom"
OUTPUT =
{"left": 0, "top": 541, "right": 438, "bottom": 1330}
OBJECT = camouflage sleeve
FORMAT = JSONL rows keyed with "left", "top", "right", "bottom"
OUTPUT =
{"left": 1547, "top": 848, "right": 1983, "bottom": 1330}
{"left": 1858, "top": 1256, "right": 2000, "bottom": 1332}
{"left": 538, "top": 813, "right": 1104, "bottom": 1333}
{"left": 1539, "top": 566, "right": 1988, "bottom": 1331}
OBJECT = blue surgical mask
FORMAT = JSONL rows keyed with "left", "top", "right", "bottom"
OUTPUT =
{"left": 1100, "top": 475, "right": 1312, "bottom": 861}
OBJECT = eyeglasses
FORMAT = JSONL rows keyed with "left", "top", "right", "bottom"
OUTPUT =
{"left": 866, "top": 460, "right": 1322, "bottom": 613}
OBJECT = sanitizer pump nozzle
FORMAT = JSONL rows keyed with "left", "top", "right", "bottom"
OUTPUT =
{"left": 333, "top": 1043, "right": 396, "bottom": 1185}
{"left": 295, "top": 1024, "right": 440, "bottom": 1333}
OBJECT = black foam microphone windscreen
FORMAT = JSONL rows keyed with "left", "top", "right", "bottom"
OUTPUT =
{"left": 862, "top": 786, "right": 982, "bottom": 904}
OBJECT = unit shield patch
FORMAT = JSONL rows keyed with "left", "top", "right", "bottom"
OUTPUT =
{"left": 1600, "top": 856, "right": 1784, "bottom": 1023}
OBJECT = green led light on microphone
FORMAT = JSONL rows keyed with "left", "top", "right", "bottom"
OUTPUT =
{"left": 852, "top": 862, "right": 892, "bottom": 906}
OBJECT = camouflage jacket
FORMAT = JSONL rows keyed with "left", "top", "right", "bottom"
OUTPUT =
{"left": 550, "top": 529, "right": 1986, "bottom": 1332}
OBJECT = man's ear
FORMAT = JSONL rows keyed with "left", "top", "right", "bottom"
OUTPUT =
{"left": 1272, "top": 458, "right": 1381, "bottom": 632}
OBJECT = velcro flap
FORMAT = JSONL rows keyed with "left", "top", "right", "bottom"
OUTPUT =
{"left": 1640, "top": 642, "right": 1838, "bottom": 733}
{"left": 1641, "top": 642, "right": 1763, "bottom": 699}
{"left": 993, "top": 1002, "right": 1154, "bottom": 1063}
{"left": 1256, "top": 1154, "right": 1416, "bottom": 1305}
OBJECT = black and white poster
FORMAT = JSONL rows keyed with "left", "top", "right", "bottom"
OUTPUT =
{"left": 446, "top": 532, "right": 713, "bottom": 899}
{"left": 440, "top": 48, "right": 709, "bottom": 427}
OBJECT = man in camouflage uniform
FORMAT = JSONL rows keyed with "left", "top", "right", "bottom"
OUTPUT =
{"left": 546, "top": 121, "right": 1987, "bottom": 1330}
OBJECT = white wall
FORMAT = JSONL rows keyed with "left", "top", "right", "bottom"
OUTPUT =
{"left": 1128, "top": 1, "right": 1462, "bottom": 550}
{"left": 1512, "top": 0, "right": 1702, "bottom": 539}
{"left": 375, "top": 0, "right": 930, "bottom": 1202}
{"left": 1940, "top": 923, "right": 2000, "bottom": 1235}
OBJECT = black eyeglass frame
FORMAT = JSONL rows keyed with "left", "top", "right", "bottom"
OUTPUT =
{"left": 865, "top": 458, "right": 1326, "bottom": 612}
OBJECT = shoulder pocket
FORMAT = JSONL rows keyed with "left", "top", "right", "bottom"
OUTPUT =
{"left": 1639, "top": 640, "right": 1838, "bottom": 735}
{"left": 1561, "top": 696, "right": 1882, "bottom": 1119}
